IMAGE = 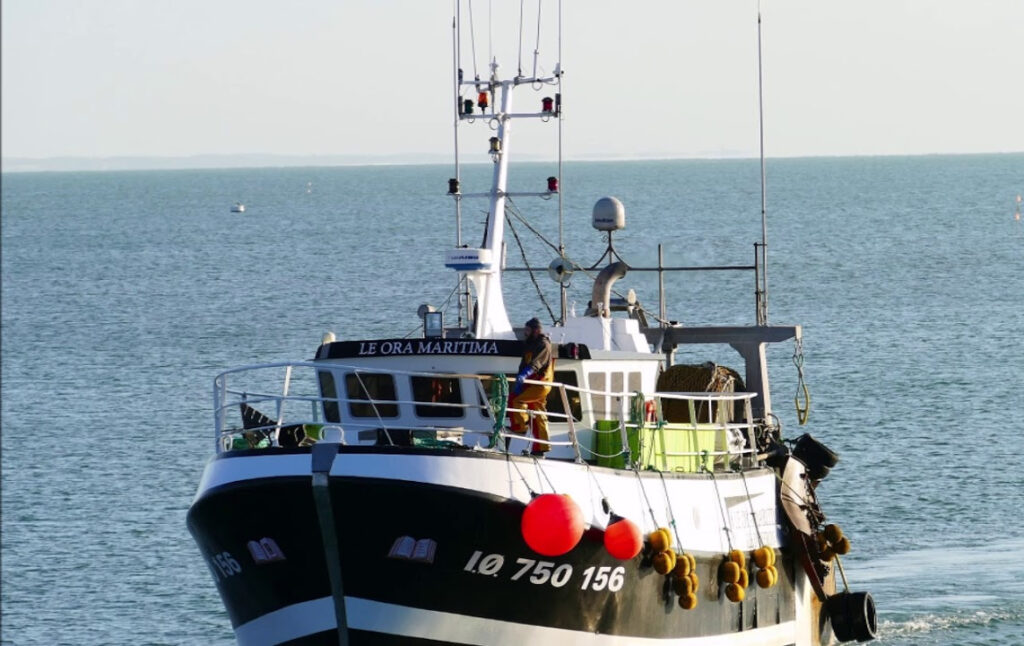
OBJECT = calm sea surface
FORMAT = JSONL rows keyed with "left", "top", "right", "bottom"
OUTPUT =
{"left": 3, "top": 155, "right": 1023, "bottom": 644}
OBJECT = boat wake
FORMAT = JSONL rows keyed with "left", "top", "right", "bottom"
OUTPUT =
{"left": 878, "top": 606, "right": 1024, "bottom": 644}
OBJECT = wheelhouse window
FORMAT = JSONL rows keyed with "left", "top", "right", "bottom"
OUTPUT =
{"left": 588, "top": 372, "right": 607, "bottom": 419}
{"left": 546, "top": 370, "right": 582, "bottom": 422}
{"left": 345, "top": 373, "right": 399, "bottom": 418}
{"left": 412, "top": 376, "right": 464, "bottom": 418}
{"left": 318, "top": 371, "right": 341, "bottom": 423}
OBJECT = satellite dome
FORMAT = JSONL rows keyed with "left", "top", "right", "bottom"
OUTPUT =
{"left": 592, "top": 197, "right": 625, "bottom": 231}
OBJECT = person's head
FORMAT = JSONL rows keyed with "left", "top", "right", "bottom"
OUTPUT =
{"left": 525, "top": 317, "right": 542, "bottom": 339}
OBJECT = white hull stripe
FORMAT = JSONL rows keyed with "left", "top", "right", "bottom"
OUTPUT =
{"left": 234, "top": 597, "right": 335, "bottom": 646}
{"left": 235, "top": 595, "right": 798, "bottom": 646}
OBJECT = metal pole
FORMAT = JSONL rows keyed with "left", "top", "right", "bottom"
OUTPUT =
{"left": 453, "top": 4, "right": 464, "bottom": 326}
{"left": 557, "top": 0, "right": 566, "bottom": 324}
{"left": 658, "top": 243, "right": 666, "bottom": 327}
{"left": 756, "top": 4, "right": 769, "bottom": 326}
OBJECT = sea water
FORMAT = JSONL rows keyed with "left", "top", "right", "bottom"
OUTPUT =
{"left": 2, "top": 154, "right": 1023, "bottom": 644}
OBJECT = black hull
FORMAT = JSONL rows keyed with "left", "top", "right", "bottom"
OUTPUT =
{"left": 188, "top": 450, "right": 806, "bottom": 645}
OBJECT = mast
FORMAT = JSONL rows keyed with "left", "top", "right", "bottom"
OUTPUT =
{"left": 446, "top": 2, "right": 562, "bottom": 340}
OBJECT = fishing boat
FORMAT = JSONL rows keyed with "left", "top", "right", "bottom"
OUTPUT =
{"left": 231, "top": 202, "right": 246, "bottom": 213}
{"left": 188, "top": 5, "right": 876, "bottom": 645}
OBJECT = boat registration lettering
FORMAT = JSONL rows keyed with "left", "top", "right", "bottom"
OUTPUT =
{"left": 463, "top": 551, "right": 624, "bottom": 591}
{"left": 208, "top": 550, "right": 242, "bottom": 583}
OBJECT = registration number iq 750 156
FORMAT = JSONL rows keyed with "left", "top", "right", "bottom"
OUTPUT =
{"left": 463, "top": 550, "right": 626, "bottom": 592}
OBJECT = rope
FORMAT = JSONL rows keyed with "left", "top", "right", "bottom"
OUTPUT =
{"left": 505, "top": 211, "right": 557, "bottom": 323}
{"left": 488, "top": 374, "right": 508, "bottom": 448}
{"left": 657, "top": 471, "right": 683, "bottom": 550}
{"left": 584, "top": 462, "right": 608, "bottom": 501}
{"left": 506, "top": 197, "right": 561, "bottom": 253}
{"left": 704, "top": 467, "right": 734, "bottom": 552}
{"left": 739, "top": 470, "right": 766, "bottom": 546}
{"left": 505, "top": 451, "right": 538, "bottom": 497}
{"left": 633, "top": 468, "right": 661, "bottom": 529}
{"left": 532, "top": 455, "right": 557, "bottom": 492}
{"left": 793, "top": 337, "right": 811, "bottom": 425}
{"left": 467, "top": 0, "right": 479, "bottom": 81}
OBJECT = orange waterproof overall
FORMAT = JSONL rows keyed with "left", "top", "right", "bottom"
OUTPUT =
{"left": 508, "top": 341, "right": 556, "bottom": 453}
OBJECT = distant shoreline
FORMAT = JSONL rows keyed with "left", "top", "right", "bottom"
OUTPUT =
{"left": 3, "top": 150, "right": 1021, "bottom": 174}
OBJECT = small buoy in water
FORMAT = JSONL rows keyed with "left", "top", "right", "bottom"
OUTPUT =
{"left": 726, "top": 582, "right": 746, "bottom": 602}
{"left": 720, "top": 560, "right": 741, "bottom": 584}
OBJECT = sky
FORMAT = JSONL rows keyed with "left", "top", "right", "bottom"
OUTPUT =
{"left": 2, "top": 0, "right": 1023, "bottom": 164}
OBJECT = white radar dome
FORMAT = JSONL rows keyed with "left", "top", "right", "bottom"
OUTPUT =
{"left": 592, "top": 196, "right": 625, "bottom": 231}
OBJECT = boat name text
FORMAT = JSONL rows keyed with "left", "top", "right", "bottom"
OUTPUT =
{"left": 358, "top": 340, "right": 501, "bottom": 356}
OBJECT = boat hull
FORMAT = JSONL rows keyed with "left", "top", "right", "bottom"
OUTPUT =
{"left": 188, "top": 447, "right": 824, "bottom": 646}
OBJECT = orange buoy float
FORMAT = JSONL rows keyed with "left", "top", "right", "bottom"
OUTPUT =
{"left": 728, "top": 549, "right": 746, "bottom": 568}
{"left": 604, "top": 515, "right": 643, "bottom": 560}
{"left": 673, "top": 555, "right": 692, "bottom": 578}
{"left": 834, "top": 536, "right": 851, "bottom": 555}
{"left": 521, "top": 493, "right": 584, "bottom": 557}
{"left": 679, "top": 592, "right": 698, "bottom": 610}
{"left": 720, "top": 560, "right": 741, "bottom": 584}
{"left": 824, "top": 524, "right": 843, "bottom": 544}
{"left": 648, "top": 528, "right": 671, "bottom": 553}
{"left": 653, "top": 549, "right": 677, "bottom": 575}
{"left": 726, "top": 582, "right": 746, "bottom": 602}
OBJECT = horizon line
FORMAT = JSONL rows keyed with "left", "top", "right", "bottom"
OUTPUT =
{"left": 3, "top": 149, "right": 1022, "bottom": 174}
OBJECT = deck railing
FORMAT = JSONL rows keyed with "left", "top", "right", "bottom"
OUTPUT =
{"left": 213, "top": 362, "right": 760, "bottom": 472}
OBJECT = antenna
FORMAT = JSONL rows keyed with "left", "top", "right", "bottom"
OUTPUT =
{"left": 755, "top": 1, "right": 769, "bottom": 326}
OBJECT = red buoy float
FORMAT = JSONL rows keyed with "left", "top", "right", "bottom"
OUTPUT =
{"left": 603, "top": 515, "right": 642, "bottom": 560}
{"left": 521, "top": 494, "right": 585, "bottom": 557}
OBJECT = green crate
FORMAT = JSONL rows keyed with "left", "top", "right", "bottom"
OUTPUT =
{"left": 593, "top": 420, "right": 640, "bottom": 469}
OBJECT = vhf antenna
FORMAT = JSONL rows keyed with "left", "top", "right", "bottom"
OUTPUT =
{"left": 755, "top": 1, "right": 769, "bottom": 326}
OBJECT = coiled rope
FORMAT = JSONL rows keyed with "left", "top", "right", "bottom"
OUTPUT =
{"left": 488, "top": 373, "right": 508, "bottom": 449}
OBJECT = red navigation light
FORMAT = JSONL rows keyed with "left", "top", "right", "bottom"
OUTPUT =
{"left": 542, "top": 97, "right": 554, "bottom": 113}
{"left": 477, "top": 92, "right": 489, "bottom": 110}
{"left": 547, "top": 176, "right": 559, "bottom": 193}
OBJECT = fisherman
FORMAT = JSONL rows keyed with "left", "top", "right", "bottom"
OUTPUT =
{"left": 509, "top": 317, "right": 555, "bottom": 456}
